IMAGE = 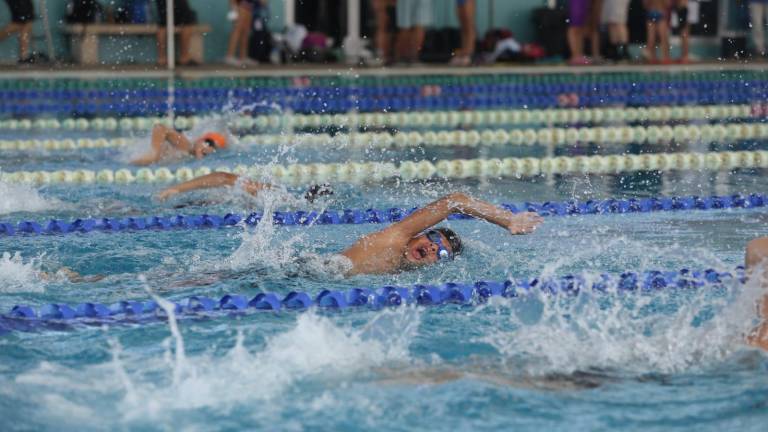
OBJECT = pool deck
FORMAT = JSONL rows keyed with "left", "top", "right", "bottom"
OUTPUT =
{"left": 0, "top": 61, "right": 764, "bottom": 80}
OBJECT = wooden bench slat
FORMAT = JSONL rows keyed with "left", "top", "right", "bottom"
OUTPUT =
{"left": 63, "top": 24, "right": 211, "bottom": 35}
{"left": 64, "top": 24, "right": 211, "bottom": 65}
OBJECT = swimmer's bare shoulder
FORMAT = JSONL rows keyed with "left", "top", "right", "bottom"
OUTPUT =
{"left": 342, "top": 227, "right": 410, "bottom": 275}
{"left": 745, "top": 237, "right": 768, "bottom": 351}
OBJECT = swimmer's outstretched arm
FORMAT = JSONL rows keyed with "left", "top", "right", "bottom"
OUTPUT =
{"left": 745, "top": 237, "right": 768, "bottom": 351}
{"left": 131, "top": 124, "right": 193, "bottom": 166}
{"left": 383, "top": 192, "right": 543, "bottom": 239}
{"left": 38, "top": 267, "right": 105, "bottom": 283}
{"left": 156, "top": 172, "right": 273, "bottom": 201}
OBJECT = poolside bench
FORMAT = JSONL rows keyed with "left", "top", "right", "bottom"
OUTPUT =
{"left": 63, "top": 24, "right": 211, "bottom": 65}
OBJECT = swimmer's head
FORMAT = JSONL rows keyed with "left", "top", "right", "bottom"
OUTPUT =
{"left": 405, "top": 227, "right": 462, "bottom": 266}
{"left": 304, "top": 184, "right": 334, "bottom": 203}
{"left": 200, "top": 132, "right": 228, "bottom": 149}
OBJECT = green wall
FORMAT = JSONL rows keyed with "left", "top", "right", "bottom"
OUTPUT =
{"left": 0, "top": 0, "right": 722, "bottom": 64}
{"left": 0, "top": 0, "right": 547, "bottom": 64}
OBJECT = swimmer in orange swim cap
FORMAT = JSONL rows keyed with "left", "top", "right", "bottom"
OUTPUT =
{"left": 131, "top": 124, "right": 228, "bottom": 166}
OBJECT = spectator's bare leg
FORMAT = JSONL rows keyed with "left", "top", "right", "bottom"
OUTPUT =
{"left": 679, "top": 24, "right": 689, "bottom": 61}
{"left": 0, "top": 22, "right": 21, "bottom": 41}
{"left": 395, "top": 29, "right": 411, "bottom": 61}
{"left": 658, "top": 20, "right": 670, "bottom": 62}
{"left": 589, "top": 26, "right": 600, "bottom": 59}
{"left": 645, "top": 22, "right": 657, "bottom": 62}
{"left": 410, "top": 26, "right": 425, "bottom": 62}
{"left": 750, "top": 3, "right": 766, "bottom": 56}
{"left": 567, "top": 26, "right": 585, "bottom": 61}
{"left": 588, "top": 0, "right": 602, "bottom": 59}
{"left": 226, "top": 12, "right": 242, "bottom": 59}
{"left": 456, "top": 0, "right": 475, "bottom": 59}
{"left": 19, "top": 23, "right": 31, "bottom": 59}
{"left": 373, "top": 0, "right": 392, "bottom": 61}
{"left": 237, "top": 6, "right": 253, "bottom": 60}
{"left": 156, "top": 28, "right": 168, "bottom": 65}
{"left": 179, "top": 26, "right": 193, "bottom": 64}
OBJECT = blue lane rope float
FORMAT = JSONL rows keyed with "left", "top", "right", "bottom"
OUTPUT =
{"left": 0, "top": 267, "right": 743, "bottom": 334}
{"left": 1, "top": 79, "right": 768, "bottom": 115}
{"left": 0, "top": 193, "right": 765, "bottom": 238}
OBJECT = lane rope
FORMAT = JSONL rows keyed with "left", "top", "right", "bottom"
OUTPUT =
{"left": 2, "top": 150, "right": 768, "bottom": 185}
{"left": 0, "top": 104, "right": 755, "bottom": 133}
{"left": 1, "top": 193, "right": 765, "bottom": 238}
{"left": 1, "top": 121, "right": 767, "bottom": 152}
{"left": 0, "top": 267, "right": 742, "bottom": 333}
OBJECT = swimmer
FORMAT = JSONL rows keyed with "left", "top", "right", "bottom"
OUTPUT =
{"left": 160, "top": 186, "right": 539, "bottom": 276}
{"left": 38, "top": 267, "right": 104, "bottom": 283}
{"left": 155, "top": 171, "right": 333, "bottom": 203}
{"left": 131, "top": 124, "right": 228, "bottom": 166}
{"left": 341, "top": 192, "right": 543, "bottom": 275}
{"left": 745, "top": 237, "right": 768, "bottom": 351}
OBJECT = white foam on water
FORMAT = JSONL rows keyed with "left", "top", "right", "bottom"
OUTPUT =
{"left": 12, "top": 305, "right": 420, "bottom": 428}
{"left": 0, "top": 180, "right": 61, "bottom": 214}
{"left": 481, "top": 238, "right": 765, "bottom": 375}
{"left": 0, "top": 252, "right": 46, "bottom": 293}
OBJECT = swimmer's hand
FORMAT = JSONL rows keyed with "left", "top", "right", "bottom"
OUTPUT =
{"left": 747, "top": 321, "right": 768, "bottom": 351}
{"left": 506, "top": 212, "right": 543, "bottom": 235}
{"left": 156, "top": 187, "right": 180, "bottom": 201}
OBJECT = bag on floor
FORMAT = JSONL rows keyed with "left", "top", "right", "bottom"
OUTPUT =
{"left": 420, "top": 28, "right": 461, "bottom": 63}
{"left": 249, "top": 29, "right": 273, "bottom": 62}
{"left": 531, "top": 6, "right": 567, "bottom": 57}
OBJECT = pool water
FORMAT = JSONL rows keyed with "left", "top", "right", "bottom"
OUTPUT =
{"left": 1, "top": 78, "right": 768, "bottom": 430}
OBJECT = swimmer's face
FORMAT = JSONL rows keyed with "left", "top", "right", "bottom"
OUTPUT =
{"left": 405, "top": 231, "right": 453, "bottom": 266}
{"left": 193, "top": 139, "right": 217, "bottom": 156}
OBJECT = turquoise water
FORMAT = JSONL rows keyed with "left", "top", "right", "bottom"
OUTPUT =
{"left": 1, "top": 110, "right": 768, "bottom": 430}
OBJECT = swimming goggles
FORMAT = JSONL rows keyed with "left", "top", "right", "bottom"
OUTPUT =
{"left": 426, "top": 230, "right": 453, "bottom": 261}
{"left": 203, "top": 139, "right": 218, "bottom": 148}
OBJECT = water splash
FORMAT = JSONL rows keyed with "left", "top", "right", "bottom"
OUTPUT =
{"left": 0, "top": 252, "right": 45, "bottom": 293}
{"left": 480, "top": 246, "right": 765, "bottom": 375}
{"left": 13, "top": 306, "right": 419, "bottom": 428}
{"left": 0, "top": 180, "right": 61, "bottom": 214}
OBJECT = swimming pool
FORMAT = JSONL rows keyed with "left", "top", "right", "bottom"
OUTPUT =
{"left": 1, "top": 69, "right": 767, "bottom": 431}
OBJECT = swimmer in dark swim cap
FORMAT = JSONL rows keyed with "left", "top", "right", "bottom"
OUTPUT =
{"left": 131, "top": 124, "right": 229, "bottom": 166}
{"left": 340, "top": 192, "right": 541, "bottom": 276}
{"left": 156, "top": 171, "right": 333, "bottom": 204}
{"left": 159, "top": 178, "right": 539, "bottom": 277}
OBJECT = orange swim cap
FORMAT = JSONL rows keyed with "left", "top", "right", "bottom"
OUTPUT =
{"left": 201, "top": 132, "right": 227, "bottom": 149}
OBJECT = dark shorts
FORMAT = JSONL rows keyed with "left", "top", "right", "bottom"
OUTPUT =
{"left": 156, "top": 0, "right": 197, "bottom": 26}
{"left": 569, "top": 0, "right": 589, "bottom": 27}
{"left": 5, "top": 0, "right": 34, "bottom": 24}
{"left": 647, "top": 10, "right": 664, "bottom": 23}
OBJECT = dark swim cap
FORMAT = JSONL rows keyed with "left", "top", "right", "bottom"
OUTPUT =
{"left": 304, "top": 184, "right": 334, "bottom": 203}
{"left": 434, "top": 227, "right": 463, "bottom": 256}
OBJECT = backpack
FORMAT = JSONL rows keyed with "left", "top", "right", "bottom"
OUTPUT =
{"left": 531, "top": 6, "right": 567, "bottom": 57}
{"left": 249, "top": 29, "right": 273, "bottom": 63}
{"left": 66, "top": 0, "right": 102, "bottom": 24}
{"left": 420, "top": 28, "right": 461, "bottom": 63}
